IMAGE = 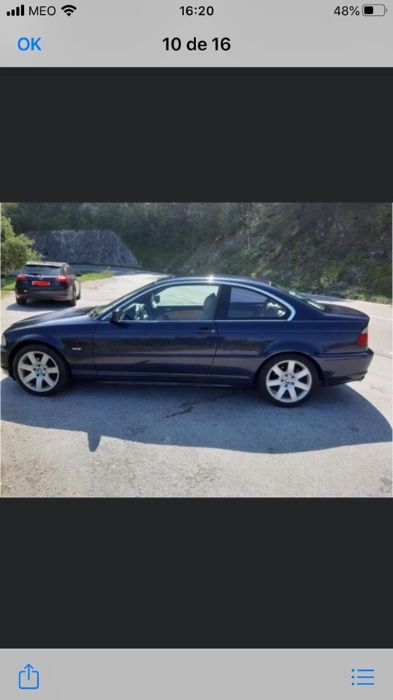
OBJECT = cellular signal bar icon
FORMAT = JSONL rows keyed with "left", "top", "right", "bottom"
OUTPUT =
{"left": 6, "top": 4, "right": 25, "bottom": 15}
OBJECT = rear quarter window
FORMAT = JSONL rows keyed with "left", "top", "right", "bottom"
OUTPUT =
{"left": 227, "top": 287, "right": 290, "bottom": 320}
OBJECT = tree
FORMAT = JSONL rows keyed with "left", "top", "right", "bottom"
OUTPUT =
{"left": 1, "top": 216, "right": 41, "bottom": 275}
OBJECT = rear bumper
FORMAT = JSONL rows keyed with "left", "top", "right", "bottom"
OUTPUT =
{"left": 16, "top": 288, "right": 73, "bottom": 301}
{"left": 315, "top": 349, "right": 374, "bottom": 386}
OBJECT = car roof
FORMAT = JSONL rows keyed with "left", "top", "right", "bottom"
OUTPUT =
{"left": 24, "top": 261, "right": 67, "bottom": 266}
{"left": 96, "top": 274, "right": 322, "bottom": 321}
{"left": 152, "top": 275, "right": 317, "bottom": 313}
{"left": 155, "top": 274, "right": 276, "bottom": 290}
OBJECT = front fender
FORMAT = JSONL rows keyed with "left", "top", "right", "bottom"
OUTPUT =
{"left": 7, "top": 333, "right": 67, "bottom": 378}
{"left": 10, "top": 332, "right": 66, "bottom": 353}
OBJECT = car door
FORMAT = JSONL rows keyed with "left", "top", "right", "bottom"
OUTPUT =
{"left": 212, "top": 284, "right": 293, "bottom": 383}
{"left": 92, "top": 282, "right": 221, "bottom": 380}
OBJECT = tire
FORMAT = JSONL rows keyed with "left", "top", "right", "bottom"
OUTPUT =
{"left": 16, "top": 297, "right": 27, "bottom": 305}
{"left": 13, "top": 344, "right": 70, "bottom": 396}
{"left": 257, "top": 353, "right": 318, "bottom": 407}
{"left": 69, "top": 293, "right": 76, "bottom": 307}
{"left": 76, "top": 285, "right": 81, "bottom": 300}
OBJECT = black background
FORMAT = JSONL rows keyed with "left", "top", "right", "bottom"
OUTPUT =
{"left": 0, "top": 68, "right": 392, "bottom": 647}
{"left": 0, "top": 69, "right": 392, "bottom": 201}
{"left": 0, "top": 499, "right": 392, "bottom": 646}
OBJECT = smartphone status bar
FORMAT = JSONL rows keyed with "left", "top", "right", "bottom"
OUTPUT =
{"left": 0, "top": 0, "right": 392, "bottom": 67}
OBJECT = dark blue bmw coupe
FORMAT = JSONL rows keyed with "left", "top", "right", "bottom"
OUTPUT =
{"left": 1, "top": 275, "right": 373, "bottom": 406}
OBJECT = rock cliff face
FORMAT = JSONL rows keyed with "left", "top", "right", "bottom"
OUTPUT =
{"left": 134, "top": 203, "right": 390, "bottom": 299}
{"left": 25, "top": 230, "right": 139, "bottom": 267}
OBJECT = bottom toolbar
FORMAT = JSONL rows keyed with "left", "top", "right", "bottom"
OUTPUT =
{"left": 0, "top": 649, "right": 391, "bottom": 699}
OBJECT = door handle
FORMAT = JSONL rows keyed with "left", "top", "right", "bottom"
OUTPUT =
{"left": 196, "top": 326, "right": 216, "bottom": 334}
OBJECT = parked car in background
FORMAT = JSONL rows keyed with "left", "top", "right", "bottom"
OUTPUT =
{"left": 15, "top": 261, "right": 81, "bottom": 307}
{"left": 2, "top": 275, "right": 373, "bottom": 405}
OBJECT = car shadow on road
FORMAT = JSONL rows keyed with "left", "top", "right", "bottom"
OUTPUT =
{"left": 1, "top": 378, "right": 391, "bottom": 454}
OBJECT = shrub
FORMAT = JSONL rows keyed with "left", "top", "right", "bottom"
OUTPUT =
{"left": 1, "top": 216, "right": 41, "bottom": 275}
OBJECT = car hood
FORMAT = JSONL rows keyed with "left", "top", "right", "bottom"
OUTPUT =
{"left": 6, "top": 306, "right": 95, "bottom": 332}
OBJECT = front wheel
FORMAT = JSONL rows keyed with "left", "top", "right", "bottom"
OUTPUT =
{"left": 257, "top": 354, "right": 318, "bottom": 407}
{"left": 13, "top": 345, "right": 70, "bottom": 396}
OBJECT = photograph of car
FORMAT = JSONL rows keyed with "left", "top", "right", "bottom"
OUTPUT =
{"left": 15, "top": 261, "right": 81, "bottom": 307}
{"left": 1, "top": 202, "right": 390, "bottom": 498}
{"left": 1, "top": 275, "right": 373, "bottom": 406}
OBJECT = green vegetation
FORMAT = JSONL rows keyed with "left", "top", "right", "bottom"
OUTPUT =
{"left": 77, "top": 270, "right": 113, "bottom": 282}
{"left": 1, "top": 215, "right": 41, "bottom": 275}
{"left": 2, "top": 202, "right": 391, "bottom": 302}
{"left": 0, "top": 276, "right": 17, "bottom": 294}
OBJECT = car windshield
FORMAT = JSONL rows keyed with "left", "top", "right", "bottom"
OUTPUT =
{"left": 89, "top": 277, "right": 171, "bottom": 318}
{"left": 272, "top": 283, "right": 326, "bottom": 311}
{"left": 23, "top": 265, "right": 62, "bottom": 275}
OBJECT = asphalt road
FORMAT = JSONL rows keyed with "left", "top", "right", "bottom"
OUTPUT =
{"left": 1, "top": 272, "right": 392, "bottom": 497}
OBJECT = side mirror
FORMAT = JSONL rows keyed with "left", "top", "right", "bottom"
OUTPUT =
{"left": 75, "top": 272, "right": 82, "bottom": 277}
{"left": 111, "top": 309, "right": 123, "bottom": 324}
{"left": 152, "top": 294, "right": 160, "bottom": 304}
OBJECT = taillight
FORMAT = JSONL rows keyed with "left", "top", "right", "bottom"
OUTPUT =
{"left": 356, "top": 326, "right": 368, "bottom": 347}
{"left": 56, "top": 275, "right": 71, "bottom": 283}
{"left": 16, "top": 274, "right": 26, "bottom": 281}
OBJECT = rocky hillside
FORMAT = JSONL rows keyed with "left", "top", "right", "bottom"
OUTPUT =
{"left": 4, "top": 202, "right": 391, "bottom": 300}
{"left": 128, "top": 203, "right": 391, "bottom": 301}
{"left": 24, "top": 229, "right": 139, "bottom": 267}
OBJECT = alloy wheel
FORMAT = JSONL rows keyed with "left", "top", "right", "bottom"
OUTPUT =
{"left": 17, "top": 350, "right": 60, "bottom": 393}
{"left": 265, "top": 359, "right": 312, "bottom": 404}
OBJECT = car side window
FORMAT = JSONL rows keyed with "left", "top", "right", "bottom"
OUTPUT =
{"left": 122, "top": 284, "right": 220, "bottom": 321}
{"left": 227, "top": 287, "right": 289, "bottom": 319}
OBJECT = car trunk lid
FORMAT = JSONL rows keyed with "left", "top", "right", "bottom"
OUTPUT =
{"left": 320, "top": 303, "right": 370, "bottom": 349}
{"left": 320, "top": 302, "right": 369, "bottom": 322}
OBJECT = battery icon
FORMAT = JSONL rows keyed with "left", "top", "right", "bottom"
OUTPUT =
{"left": 362, "top": 4, "right": 387, "bottom": 14}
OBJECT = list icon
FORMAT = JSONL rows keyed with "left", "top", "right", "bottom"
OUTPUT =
{"left": 351, "top": 667, "right": 375, "bottom": 686}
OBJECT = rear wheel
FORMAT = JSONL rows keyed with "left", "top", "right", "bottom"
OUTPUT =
{"left": 16, "top": 297, "right": 27, "bottom": 305}
{"left": 257, "top": 354, "right": 317, "bottom": 407}
{"left": 69, "top": 291, "right": 76, "bottom": 306}
{"left": 13, "top": 345, "right": 70, "bottom": 396}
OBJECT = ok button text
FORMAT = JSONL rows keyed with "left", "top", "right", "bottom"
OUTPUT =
{"left": 17, "top": 37, "right": 43, "bottom": 51}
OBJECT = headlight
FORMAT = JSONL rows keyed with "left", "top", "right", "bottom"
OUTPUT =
{"left": 1, "top": 334, "right": 7, "bottom": 347}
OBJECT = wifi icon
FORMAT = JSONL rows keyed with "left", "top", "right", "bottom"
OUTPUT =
{"left": 61, "top": 4, "right": 77, "bottom": 16}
